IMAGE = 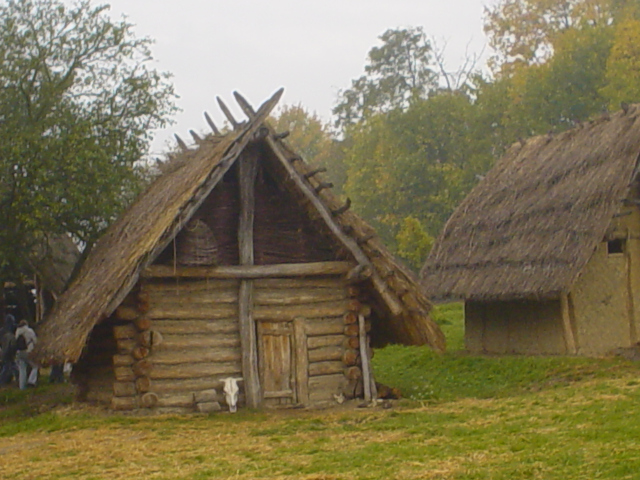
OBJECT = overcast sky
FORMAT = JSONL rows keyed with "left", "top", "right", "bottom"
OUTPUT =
{"left": 104, "top": 0, "right": 498, "bottom": 155}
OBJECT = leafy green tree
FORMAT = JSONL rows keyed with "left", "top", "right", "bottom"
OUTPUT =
{"left": 0, "top": 0, "right": 177, "bottom": 284}
{"left": 270, "top": 104, "right": 346, "bottom": 193}
{"left": 484, "top": 0, "right": 625, "bottom": 72}
{"left": 342, "top": 91, "right": 495, "bottom": 261}
{"left": 601, "top": 13, "right": 640, "bottom": 106}
{"left": 333, "top": 27, "right": 437, "bottom": 129}
{"left": 395, "top": 216, "right": 434, "bottom": 270}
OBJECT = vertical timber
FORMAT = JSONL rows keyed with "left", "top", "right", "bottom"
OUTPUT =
{"left": 238, "top": 145, "right": 261, "bottom": 408}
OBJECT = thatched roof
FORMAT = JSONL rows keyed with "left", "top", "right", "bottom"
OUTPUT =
{"left": 421, "top": 104, "right": 640, "bottom": 302}
{"left": 35, "top": 90, "right": 444, "bottom": 364}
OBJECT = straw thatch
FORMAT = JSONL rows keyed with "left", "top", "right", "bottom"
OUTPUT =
{"left": 35, "top": 90, "right": 444, "bottom": 364}
{"left": 421, "top": 104, "right": 640, "bottom": 301}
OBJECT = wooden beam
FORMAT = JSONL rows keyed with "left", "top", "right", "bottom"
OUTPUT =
{"left": 189, "top": 130, "right": 203, "bottom": 144}
{"left": 560, "top": 292, "right": 577, "bottom": 354}
{"left": 217, "top": 96, "right": 240, "bottom": 129}
{"left": 174, "top": 134, "right": 189, "bottom": 152}
{"left": 359, "top": 314, "right": 372, "bottom": 402}
{"left": 238, "top": 146, "right": 261, "bottom": 408}
{"left": 142, "top": 261, "right": 355, "bottom": 279}
{"left": 294, "top": 318, "right": 309, "bottom": 405}
{"left": 204, "top": 111, "right": 220, "bottom": 135}
{"left": 233, "top": 91, "right": 257, "bottom": 118}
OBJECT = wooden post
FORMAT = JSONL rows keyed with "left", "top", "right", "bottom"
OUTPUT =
{"left": 359, "top": 314, "right": 375, "bottom": 402}
{"left": 238, "top": 147, "right": 261, "bottom": 408}
{"left": 293, "top": 318, "right": 309, "bottom": 405}
{"left": 560, "top": 293, "right": 577, "bottom": 354}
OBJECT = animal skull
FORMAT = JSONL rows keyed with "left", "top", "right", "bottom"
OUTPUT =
{"left": 222, "top": 377, "right": 242, "bottom": 412}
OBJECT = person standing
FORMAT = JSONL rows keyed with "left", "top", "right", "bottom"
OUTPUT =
{"left": 15, "top": 319, "right": 38, "bottom": 389}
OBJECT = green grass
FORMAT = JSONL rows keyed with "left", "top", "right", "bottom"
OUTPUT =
{"left": 1, "top": 304, "right": 640, "bottom": 479}
{"left": 373, "top": 302, "right": 639, "bottom": 402}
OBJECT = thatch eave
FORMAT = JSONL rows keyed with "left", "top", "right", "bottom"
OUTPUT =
{"left": 422, "top": 104, "right": 640, "bottom": 302}
{"left": 35, "top": 90, "right": 444, "bottom": 365}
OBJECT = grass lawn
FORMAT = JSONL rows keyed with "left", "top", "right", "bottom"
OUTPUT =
{"left": 1, "top": 303, "right": 639, "bottom": 479}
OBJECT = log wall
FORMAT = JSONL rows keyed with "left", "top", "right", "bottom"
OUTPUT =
{"left": 81, "top": 266, "right": 373, "bottom": 413}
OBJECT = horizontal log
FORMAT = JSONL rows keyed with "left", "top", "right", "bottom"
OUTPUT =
{"left": 254, "top": 278, "right": 346, "bottom": 290}
{"left": 113, "top": 381, "right": 137, "bottom": 397}
{"left": 345, "top": 366, "right": 362, "bottom": 381}
{"left": 344, "top": 324, "right": 359, "bottom": 337}
{"left": 342, "top": 349, "right": 360, "bottom": 366}
{"left": 194, "top": 389, "right": 219, "bottom": 403}
{"left": 307, "top": 334, "right": 344, "bottom": 350}
{"left": 197, "top": 401, "right": 221, "bottom": 413}
{"left": 135, "top": 316, "right": 152, "bottom": 331}
{"left": 309, "top": 373, "right": 347, "bottom": 403}
{"left": 309, "top": 361, "right": 344, "bottom": 377}
{"left": 146, "top": 376, "right": 234, "bottom": 394}
{"left": 133, "top": 346, "right": 150, "bottom": 360}
{"left": 114, "top": 366, "right": 135, "bottom": 382}
{"left": 139, "top": 330, "right": 153, "bottom": 348}
{"left": 308, "top": 346, "right": 344, "bottom": 363}
{"left": 147, "top": 289, "right": 238, "bottom": 305}
{"left": 113, "top": 324, "right": 137, "bottom": 340}
{"left": 346, "top": 336, "right": 360, "bottom": 349}
{"left": 111, "top": 396, "right": 137, "bottom": 410}
{"left": 133, "top": 359, "right": 153, "bottom": 377}
{"left": 147, "top": 304, "right": 237, "bottom": 320}
{"left": 305, "top": 317, "right": 345, "bottom": 336}
{"left": 254, "top": 301, "right": 349, "bottom": 321}
{"left": 114, "top": 306, "right": 140, "bottom": 321}
{"left": 149, "top": 362, "right": 241, "bottom": 380}
{"left": 253, "top": 288, "right": 347, "bottom": 306}
{"left": 150, "top": 347, "right": 241, "bottom": 365}
{"left": 143, "top": 261, "right": 355, "bottom": 279}
{"left": 157, "top": 333, "right": 241, "bottom": 350}
{"left": 112, "top": 354, "right": 134, "bottom": 367}
{"left": 348, "top": 299, "right": 361, "bottom": 312}
{"left": 136, "top": 376, "right": 151, "bottom": 393}
{"left": 152, "top": 319, "right": 238, "bottom": 335}
{"left": 344, "top": 312, "right": 357, "bottom": 325}
{"left": 141, "top": 392, "right": 158, "bottom": 408}
{"left": 142, "top": 279, "right": 239, "bottom": 293}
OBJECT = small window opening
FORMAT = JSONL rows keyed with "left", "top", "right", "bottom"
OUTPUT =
{"left": 607, "top": 238, "right": 626, "bottom": 254}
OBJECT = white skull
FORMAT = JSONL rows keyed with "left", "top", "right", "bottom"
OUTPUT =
{"left": 222, "top": 377, "right": 242, "bottom": 413}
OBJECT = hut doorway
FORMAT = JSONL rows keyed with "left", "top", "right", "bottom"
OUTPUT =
{"left": 257, "top": 318, "right": 308, "bottom": 407}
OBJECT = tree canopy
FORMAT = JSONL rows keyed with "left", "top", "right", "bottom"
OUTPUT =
{"left": 331, "top": 2, "right": 640, "bottom": 270}
{"left": 0, "top": 0, "right": 177, "bottom": 284}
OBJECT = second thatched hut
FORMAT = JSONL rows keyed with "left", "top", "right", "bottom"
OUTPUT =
{"left": 422, "top": 104, "right": 640, "bottom": 357}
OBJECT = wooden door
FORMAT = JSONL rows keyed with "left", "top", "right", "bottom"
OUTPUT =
{"left": 257, "top": 318, "right": 309, "bottom": 407}
{"left": 258, "top": 321, "right": 296, "bottom": 406}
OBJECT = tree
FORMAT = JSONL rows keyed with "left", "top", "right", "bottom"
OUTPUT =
{"left": 270, "top": 104, "right": 346, "bottom": 193}
{"left": 601, "top": 13, "right": 640, "bottom": 106}
{"left": 0, "top": 0, "right": 177, "bottom": 284}
{"left": 484, "top": 0, "right": 628, "bottom": 72}
{"left": 342, "top": 91, "right": 495, "bottom": 265}
{"left": 333, "top": 27, "right": 437, "bottom": 129}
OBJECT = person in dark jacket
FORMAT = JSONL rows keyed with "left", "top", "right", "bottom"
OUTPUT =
{"left": 0, "top": 314, "right": 17, "bottom": 384}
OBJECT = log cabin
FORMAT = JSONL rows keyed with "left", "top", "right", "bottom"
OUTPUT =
{"left": 34, "top": 89, "right": 445, "bottom": 413}
{"left": 421, "top": 104, "right": 640, "bottom": 357}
